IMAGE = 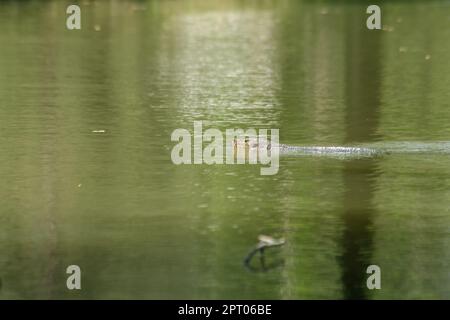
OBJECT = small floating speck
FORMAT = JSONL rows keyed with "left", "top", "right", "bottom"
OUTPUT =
{"left": 399, "top": 46, "right": 408, "bottom": 53}
{"left": 207, "top": 224, "right": 218, "bottom": 232}
{"left": 92, "top": 130, "right": 106, "bottom": 133}
{"left": 94, "top": 25, "right": 101, "bottom": 32}
{"left": 382, "top": 25, "right": 394, "bottom": 32}
{"left": 77, "top": 184, "right": 82, "bottom": 188}
{"left": 425, "top": 54, "right": 431, "bottom": 60}
{"left": 131, "top": 5, "right": 147, "bottom": 11}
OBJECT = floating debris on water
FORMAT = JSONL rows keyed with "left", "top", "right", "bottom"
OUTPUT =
{"left": 244, "top": 235, "right": 285, "bottom": 264}
{"left": 258, "top": 235, "right": 285, "bottom": 247}
{"left": 131, "top": 4, "right": 147, "bottom": 12}
{"left": 425, "top": 54, "right": 431, "bottom": 60}
{"left": 92, "top": 129, "right": 106, "bottom": 133}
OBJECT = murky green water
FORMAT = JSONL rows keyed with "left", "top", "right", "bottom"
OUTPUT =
{"left": 0, "top": 0, "right": 449, "bottom": 299}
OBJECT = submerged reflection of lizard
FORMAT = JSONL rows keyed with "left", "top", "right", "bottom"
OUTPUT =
{"left": 244, "top": 235, "right": 285, "bottom": 271}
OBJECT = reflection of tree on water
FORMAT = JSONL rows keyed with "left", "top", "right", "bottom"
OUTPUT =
{"left": 340, "top": 5, "right": 382, "bottom": 299}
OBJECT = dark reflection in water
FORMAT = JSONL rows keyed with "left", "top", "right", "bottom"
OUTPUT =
{"left": 340, "top": 5, "right": 381, "bottom": 299}
{"left": 341, "top": 160, "right": 378, "bottom": 299}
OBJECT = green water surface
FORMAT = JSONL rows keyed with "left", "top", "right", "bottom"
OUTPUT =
{"left": 0, "top": 0, "right": 449, "bottom": 299}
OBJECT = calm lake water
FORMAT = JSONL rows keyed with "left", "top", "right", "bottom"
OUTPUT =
{"left": 0, "top": 0, "right": 449, "bottom": 299}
